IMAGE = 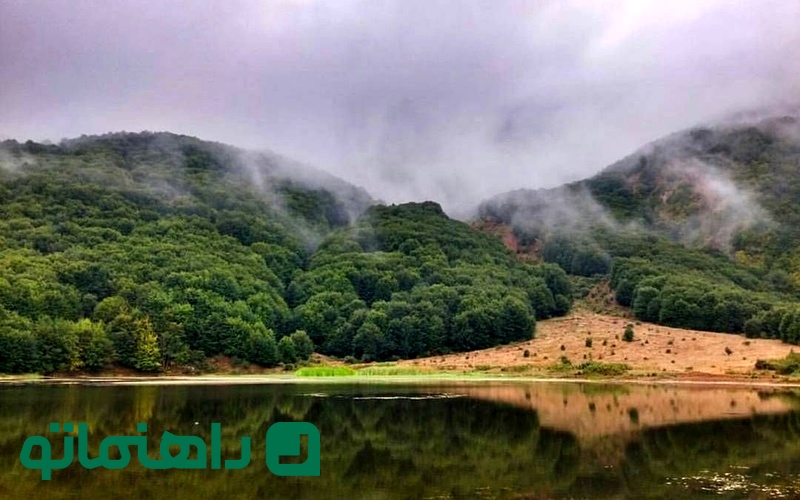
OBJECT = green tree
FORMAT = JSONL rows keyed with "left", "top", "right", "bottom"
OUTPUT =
{"left": 74, "top": 318, "right": 113, "bottom": 371}
{"left": 632, "top": 286, "right": 660, "bottom": 322}
{"left": 247, "top": 326, "right": 279, "bottom": 366}
{"left": 278, "top": 336, "right": 297, "bottom": 364}
{"left": 289, "top": 330, "right": 314, "bottom": 360}
{"left": 33, "top": 318, "right": 80, "bottom": 374}
{"left": 133, "top": 317, "right": 161, "bottom": 372}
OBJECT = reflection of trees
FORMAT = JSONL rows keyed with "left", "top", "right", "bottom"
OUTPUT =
{"left": 0, "top": 385, "right": 580, "bottom": 499}
{"left": 314, "top": 397, "right": 580, "bottom": 498}
{"left": 621, "top": 412, "right": 800, "bottom": 498}
{"left": 4, "top": 385, "right": 798, "bottom": 499}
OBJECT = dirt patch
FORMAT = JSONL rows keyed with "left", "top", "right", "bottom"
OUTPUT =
{"left": 403, "top": 309, "right": 798, "bottom": 377}
{"left": 471, "top": 219, "right": 538, "bottom": 261}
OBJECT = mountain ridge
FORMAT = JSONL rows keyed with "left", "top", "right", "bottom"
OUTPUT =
{"left": 0, "top": 132, "right": 572, "bottom": 374}
{"left": 477, "top": 112, "right": 800, "bottom": 342}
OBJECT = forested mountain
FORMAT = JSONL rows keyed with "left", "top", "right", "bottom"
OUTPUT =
{"left": 0, "top": 132, "right": 571, "bottom": 374}
{"left": 295, "top": 202, "right": 571, "bottom": 361}
{"left": 479, "top": 114, "right": 800, "bottom": 342}
{"left": 3, "top": 113, "right": 798, "bottom": 375}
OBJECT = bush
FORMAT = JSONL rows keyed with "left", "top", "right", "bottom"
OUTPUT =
{"left": 754, "top": 353, "right": 800, "bottom": 375}
{"left": 623, "top": 325, "right": 635, "bottom": 342}
{"left": 523, "top": 349, "right": 530, "bottom": 358}
{"left": 548, "top": 356, "right": 573, "bottom": 372}
{"left": 585, "top": 338, "right": 593, "bottom": 348}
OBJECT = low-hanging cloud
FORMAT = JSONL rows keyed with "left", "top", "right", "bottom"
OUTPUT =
{"left": 660, "top": 158, "right": 774, "bottom": 251}
{"left": 1, "top": 0, "right": 798, "bottom": 217}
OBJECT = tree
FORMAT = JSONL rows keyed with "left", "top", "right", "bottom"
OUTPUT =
{"left": 0, "top": 322, "right": 39, "bottom": 374}
{"left": 353, "top": 321, "right": 383, "bottom": 361}
{"left": 247, "top": 325, "right": 279, "bottom": 366}
{"left": 278, "top": 336, "right": 297, "bottom": 364}
{"left": 289, "top": 330, "right": 314, "bottom": 360}
{"left": 497, "top": 297, "right": 534, "bottom": 343}
{"left": 133, "top": 318, "right": 161, "bottom": 372}
{"left": 632, "top": 286, "right": 660, "bottom": 322}
{"left": 108, "top": 312, "right": 161, "bottom": 371}
{"left": 74, "top": 318, "right": 113, "bottom": 371}
{"left": 33, "top": 318, "right": 80, "bottom": 374}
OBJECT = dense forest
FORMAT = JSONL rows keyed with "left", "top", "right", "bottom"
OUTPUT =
{"left": 0, "top": 132, "right": 571, "bottom": 374}
{"left": 3, "top": 114, "right": 799, "bottom": 375}
{"left": 479, "top": 115, "right": 800, "bottom": 343}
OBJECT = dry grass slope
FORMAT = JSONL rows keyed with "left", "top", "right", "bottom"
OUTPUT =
{"left": 403, "top": 308, "right": 798, "bottom": 378}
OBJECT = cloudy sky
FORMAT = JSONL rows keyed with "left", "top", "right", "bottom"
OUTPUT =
{"left": 1, "top": 0, "right": 798, "bottom": 215}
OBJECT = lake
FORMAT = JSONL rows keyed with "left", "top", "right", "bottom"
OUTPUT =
{"left": 1, "top": 380, "right": 800, "bottom": 499}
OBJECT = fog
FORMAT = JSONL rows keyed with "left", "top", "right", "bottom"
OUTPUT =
{"left": 1, "top": 0, "right": 798, "bottom": 216}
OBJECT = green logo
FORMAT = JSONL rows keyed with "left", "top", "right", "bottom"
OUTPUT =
{"left": 266, "top": 422, "right": 320, "bottom": 476}
{"left": 20, "top": 421, "right": 320, "bottom": 480}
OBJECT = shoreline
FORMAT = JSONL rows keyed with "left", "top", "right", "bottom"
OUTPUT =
{"left": 3, "top": 372, "right": 800, "bottom": 389}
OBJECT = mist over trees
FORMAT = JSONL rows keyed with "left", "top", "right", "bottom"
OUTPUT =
{"left": 3, "top": 114, "right": 799, "bottom": 375}
{"left": 479, "top": 115, "right": 800, "bottom": 343}
{"left": 0, "top": 133, "right": 571, "bottom": 374}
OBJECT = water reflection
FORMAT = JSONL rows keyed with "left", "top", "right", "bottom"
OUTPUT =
{"left": 0, "top": 382, "right": 798, "bottom": 499}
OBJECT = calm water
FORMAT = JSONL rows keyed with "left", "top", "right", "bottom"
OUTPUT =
{"left": 1, "top": 381, "right": 800, "bottom": 499}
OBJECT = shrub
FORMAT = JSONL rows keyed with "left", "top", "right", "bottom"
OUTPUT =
{"left": 577, "top": 361, "right": 630, "bottom": 376}
{"left": 623, "top": 325, "right": 635, "bottom": 342}
{"left": 725, "top": 346, "right": 733, "bottom": 355}
{"left": 523, "top": 349, "right": 530, "bottom": 358}
{"left": 585, "top": 338, "right": 593, "bottom": 348}
{"left": 754, "top": 353, "right": 800, "bottom": 375}
{"left": 548, "top": 356, "right": 573, "bottom": 372}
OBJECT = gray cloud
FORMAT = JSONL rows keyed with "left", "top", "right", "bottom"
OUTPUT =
{"left": 1, "top": 0, "right": 798, "bottom": 217}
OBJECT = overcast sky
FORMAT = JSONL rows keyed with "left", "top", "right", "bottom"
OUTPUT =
{"left": 1, "top": 0, "right": 798, "bottom": 215}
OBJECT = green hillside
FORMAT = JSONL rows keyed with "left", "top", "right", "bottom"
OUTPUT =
{"left": 0, "top": 132, "right": 571, "bottom": 374}
{"left": 479, "top": 115, "right": 800, "bottom": 342}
